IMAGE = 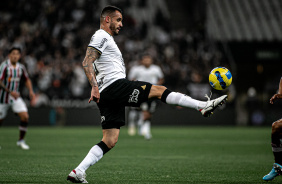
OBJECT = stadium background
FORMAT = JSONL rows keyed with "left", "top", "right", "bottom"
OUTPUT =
{"left": 0, "top": 0, "right": 281, "bottom": 127}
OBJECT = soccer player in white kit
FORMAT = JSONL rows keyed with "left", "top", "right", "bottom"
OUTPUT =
{"left": 67, "top": 6, "right": 228, "bottom": 183}
{"left": 128, "top": 54, "right": 164, "bottom": 139}
{"left": 0, "top": 47, "right": 35, "bottom": 150}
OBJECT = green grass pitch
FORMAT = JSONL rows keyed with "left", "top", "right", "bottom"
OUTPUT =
{"left": 0, "top": 126, "right": 280, "bottom": 184}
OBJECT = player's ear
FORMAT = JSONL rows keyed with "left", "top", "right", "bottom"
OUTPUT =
{"left": 105, "top": 16, "right": 111, "bottom": 23}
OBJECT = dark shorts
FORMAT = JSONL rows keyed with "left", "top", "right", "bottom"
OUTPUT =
{"left": 97, "top": 79, "right": 152, "bottom": 129}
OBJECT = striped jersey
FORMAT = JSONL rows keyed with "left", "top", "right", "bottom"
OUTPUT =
{"left": 0, "top": 59, "right": 29, "bottom": 104}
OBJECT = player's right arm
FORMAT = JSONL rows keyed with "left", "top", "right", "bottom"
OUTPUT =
{"left": 0, "top": 80, "right": 19, "bottom": 99}
{"left": 270, "top": 77, "right": 282, "bottom": 104}
{"left": 82, "top": 47, "right": 100, "bottom": 103}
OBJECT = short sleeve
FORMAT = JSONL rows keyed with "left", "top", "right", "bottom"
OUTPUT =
{"left": 88, "top": 31, "right": 110, "bottom": 54}
{"left": 0, "top": 62, "right": 7, "bottom": 80}
{"left": 21, "top": 64, "right": 29, "bottom": 80}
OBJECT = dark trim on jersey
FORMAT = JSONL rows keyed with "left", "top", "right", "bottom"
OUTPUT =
{"left": 87, "top": 46, "right": 102, "bottom": 55}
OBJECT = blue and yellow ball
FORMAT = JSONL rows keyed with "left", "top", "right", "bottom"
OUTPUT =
{"left": 209, "top": 67, "right": 232, "bottom": 90}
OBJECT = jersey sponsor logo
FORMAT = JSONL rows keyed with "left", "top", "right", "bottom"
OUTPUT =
{"left": 98, "top": 38, "right": 108, "bottom": 48}
{"left": 128, "top": 89, "right": 140, "bottom": 103}
{"left": 120, "top": 56, "right": 125, "bottom": 66}
{"left": 97, "top": 77, "right": 104, "bottom": 89}
{"left": 141, "top": 85, "right": 146, "bottom": 90}
{"left": 8, "top": 77, "right": 20, "bottom": 82}
{"left": 93, "top": 63, "right": 99, "bottom": 75}
{"left": 101, "top": 116, "right": 105, "bottom": 123}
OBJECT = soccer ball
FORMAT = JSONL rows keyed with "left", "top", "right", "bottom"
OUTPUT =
{"left": 209, "top": 67, "right": 232, "bottom": 90}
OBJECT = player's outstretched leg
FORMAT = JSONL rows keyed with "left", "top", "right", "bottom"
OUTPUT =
{"left": 199, "top": 94, "right": 227, "bottom": 117}
{"left": 263, "top": 163, "right": 282, "bottom": 181}
{"left": 159, "top": 88, "right": 227, "bottom": 117}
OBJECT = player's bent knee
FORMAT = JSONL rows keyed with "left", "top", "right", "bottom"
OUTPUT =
{"left": 272, "top": 119, "right": 282, "bottom": 134}
{"left": 103, "top": 137, "right": 118, "bottom": 149}
{"left": 107, "top": 139, "right": 118, "bottom": 149}
{"left": 19, "top": 112, "right": 29, "bottom": 122}
{"left": 149, "top": 85, "right": 167, "bottom": 99}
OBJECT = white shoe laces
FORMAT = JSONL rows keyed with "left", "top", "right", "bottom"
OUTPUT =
{"left": 204, "top": 91, "right": 212, "bottom": 102}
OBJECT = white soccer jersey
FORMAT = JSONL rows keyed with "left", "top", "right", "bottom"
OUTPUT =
{"left": 88, "top": 29, "right": 126, "bottom": 92}
{"left": 128, "top": 64, "right": 163, "bottom": 85}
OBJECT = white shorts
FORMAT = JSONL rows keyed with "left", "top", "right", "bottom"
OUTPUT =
{"left": 0, "top": 97, "right": 28, "bottom": 119}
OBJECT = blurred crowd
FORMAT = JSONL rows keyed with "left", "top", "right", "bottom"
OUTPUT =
{"left": 0, "top": 0, "right": 231, "bottom": 105}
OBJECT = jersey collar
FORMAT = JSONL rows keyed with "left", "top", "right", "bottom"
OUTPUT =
{"left": 8, "top": 59, "right": 19, "bottom": 68}
{"left": 100, "top": 29, "right": 113, "bottom": 37}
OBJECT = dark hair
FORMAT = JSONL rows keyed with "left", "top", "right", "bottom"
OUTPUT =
{"left": 101, "top": 5, "right": 122, "bottom": 18}
{"left": 9, "top": 47, "right": 21, "bottom": 54}
{"left": 140, "top": 53, "right": 152, "bottom": 60}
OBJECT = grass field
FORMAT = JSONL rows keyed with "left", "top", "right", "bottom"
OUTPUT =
{"left": 0, "top": 126, "right": 280, "bottom": 184}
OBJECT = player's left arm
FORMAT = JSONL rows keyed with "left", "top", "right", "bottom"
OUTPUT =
{"left": 25, "top": 78, "right": 35, "bottom": 100}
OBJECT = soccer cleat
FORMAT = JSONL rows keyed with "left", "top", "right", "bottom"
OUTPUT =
{"left": 263, "top": 163, "right": 282, "bottom": 181}
{"left": 144, "top": 133, "right": 152, "bottom": 140}
{"left": 17, "top": 140, "right": 30, "bottom": 150}
{"left": 200, "top": 94, "right": 227, "bottom": 117}
{"left": 67, "top": 169, "right": 88, "bottom": 183}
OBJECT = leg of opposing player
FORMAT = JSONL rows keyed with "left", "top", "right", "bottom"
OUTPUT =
{"left": 149, "top": 85, "right": 227, "bottom": 117}
{"left": 128, "top": 108, "right": 138, "bottom": 136}
{"left": 67, "top": 129, "right": 119, "bottom": 183}
{"left": 16, "top": 112, "right": 30, "bottom": 150}
{"left": 263, "top": 119, "right": 282, "bottom": 181}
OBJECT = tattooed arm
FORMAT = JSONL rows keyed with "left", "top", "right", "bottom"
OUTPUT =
{"left": 82, "top": 47, "right": 101, "bottom": 103}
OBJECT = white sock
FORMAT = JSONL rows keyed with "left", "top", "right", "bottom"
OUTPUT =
{"left": 76, "top": 145, "right": 103, "bottom": 173}
{"left": 137, "top": 113, "right": 144, "bottom": 135}
{"left": 143, "top": 120, "right": 151, "bottom": 135}
{"left": 166, "top": 92, "right": 207, "bottom": 110}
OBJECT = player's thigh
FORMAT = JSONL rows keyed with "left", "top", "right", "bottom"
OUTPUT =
{"left": 17, "top": 111, "right": 29, "bottom": 121}
{"left": 98, "top": 103, "right": 126, "bottom": 129}
{"left": 0, "top": 103, "right": 10, "bottom": 120}
{"left": 148, "top": 85, "right": 167, "bottom": 99}
{"left": 11, "top": 97, "right": 28, "bottom": 114}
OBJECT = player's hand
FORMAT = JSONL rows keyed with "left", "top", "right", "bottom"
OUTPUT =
{"left": 89, "top": 86, "right": 100, "bottom": 103}
{"left": 10, "top": 91, "right": 20, "bottom": 99}
{"left": 270, "top": 94, "right": 282, "bottom": 104}
{"left": 29, "top": 91, "right": 35, "bottom": 100}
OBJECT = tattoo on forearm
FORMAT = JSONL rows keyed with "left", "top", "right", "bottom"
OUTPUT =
{"left": 82, "top": 47, "right": 100, "bottom": 87}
